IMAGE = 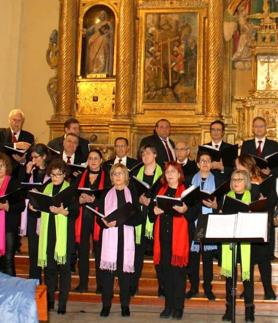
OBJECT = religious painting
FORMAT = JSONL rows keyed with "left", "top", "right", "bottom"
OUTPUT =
{"left": 143, "top": 12, "right": 198, "bottom": 104}
{"left": 81, "top": 5, "right": 115, "bottom": 78}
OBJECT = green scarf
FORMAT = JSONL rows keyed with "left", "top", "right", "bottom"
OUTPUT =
{"left": 38, "top": 180, "right": 69, "bottom": 268}
{"left": 221, "top": 190, "right": 251, "bottom": 281}
{"left": 135, "top": 164, "right": 162, "bottom": 244}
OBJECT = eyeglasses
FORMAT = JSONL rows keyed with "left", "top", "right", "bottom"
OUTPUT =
{"left": 210, "top": 128, "right": 223, "bottom": 132}
{"left": 50, "top": 172, "right": 64, "bottom": 178}
{"left": 199, "top": 159, "right": 211, "bottom": 164}
{"left": 232, "top": 178, "right": 245, "bottom": 183}
{"left": 111, "top": 172, "right": 124, "bottom": 177}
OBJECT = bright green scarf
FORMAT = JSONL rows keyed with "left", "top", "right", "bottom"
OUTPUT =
{"left": 38, "top": 181, "right": 69, "bottom": 268}
{"left": 221, "top": 190, "right": 251, "bottom": 281}
{"left": 135, "top": 164, "right": 162, "bottom": 244}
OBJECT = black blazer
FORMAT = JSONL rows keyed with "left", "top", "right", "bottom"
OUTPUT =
{"left": 204, "top": 141, "right": 234, "bottom": 181}
{"left": 104, "top": 156, "right": 138, "bottom": 171}
{"left": 241, "top": 138, "right": 278, "bottom": 176}
{"left": 48, "top": 135, "right": 89, "bottom": 162}
{"left": 138, "top": 133, "right": 175, "bottom": 167}
{"left": 0, "top": 128, "right": 34, "bottom": 149}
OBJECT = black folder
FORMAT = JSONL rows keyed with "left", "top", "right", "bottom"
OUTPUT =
{"left": 86, "top": 202, "right": 136, "bottom": 225}
{"left": 127, "top": 162, "right": 143, "bottom": 174}
{"left": 131, "top": 175, "right": 161, "bottom": 198}
{"left": 68, "top": 163, "right": 86, "bottom": 175}
{"left": 27, "top": 186, "right": 75, "bottom": 213}
{"left": 200, "top": 180, "right": 230, "bottom": 201}
{"left": 47, "top": 146, "right": 61, "bottom": 156}
{"left": 250, "top": 152, "right": 278, "bottom": 170}
{"left": 222, "top": 195, "right": 268, "bottom": 214}
{"left": 0, "top": 188, "right": 23, "bottom": 203}
{"left": 21, "top": 180, "right": 51, "bottom": 191}
{"left": 3, "top": 145, "right": 28, "bottom": 157}
{"left": 198, "top": 144, "right": 238, "bottom": 167}
{"left": 77, "top": 187, "right": 108, "bottom": 199}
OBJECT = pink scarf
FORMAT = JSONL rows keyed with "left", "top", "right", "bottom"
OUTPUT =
{"left": 0, "top": 175, "right": 11, "bottom": 256}
{"left": 100, "top": 186, "right": 135, "bottom": 273}
{"left": 20, "top": 173, "right": 50, "bottom": 236}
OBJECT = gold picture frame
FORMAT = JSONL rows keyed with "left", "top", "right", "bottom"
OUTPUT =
{"left": 136, "top": 2, "right": 207, "bottom": 114}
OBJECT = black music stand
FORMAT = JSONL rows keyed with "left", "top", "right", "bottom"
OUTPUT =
{"left": 195, "top": 212, "right": 268, "bottom": 323}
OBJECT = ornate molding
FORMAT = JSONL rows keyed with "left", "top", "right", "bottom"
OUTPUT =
{"left": 137, "top": 0, "right": 208, "bottom": 9}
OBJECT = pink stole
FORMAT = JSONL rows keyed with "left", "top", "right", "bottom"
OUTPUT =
{"left": 100, "top": 186, "right": 135, "bottom": 273}
{"left": 0, "top": 175, "right": 11, "bottom": 256}
{"left": 20, "top": 173, "right": 50, "bottom": 236}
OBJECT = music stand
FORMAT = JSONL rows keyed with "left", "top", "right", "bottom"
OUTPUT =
{"left": 195, "top": 212, "right": 268, "bottom": 323}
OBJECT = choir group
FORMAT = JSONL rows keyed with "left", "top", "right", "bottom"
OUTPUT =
{"left": 0, "top": 109, "right": 277, "bottom": 321}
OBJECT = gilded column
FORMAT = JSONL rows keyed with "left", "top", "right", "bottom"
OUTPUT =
{"left": 207, "top": 0, "right": 223, "bottom": 117}
{"left": 114, "top": 0, "right": 134, "bottom": 118}
{"left": 57, "top": 0, "right": 77, "bottom": 116}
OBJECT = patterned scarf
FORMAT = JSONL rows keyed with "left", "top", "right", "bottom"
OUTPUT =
{"left": 221, "top": 190, "right": 251, "bottom": 281}
{"left": 37, "top": 181, "right": 69, "bottom": 268}
{"left": 0, "top": 176, "right": 11, "bottom": 256}
{"left": 75, "top": 169, "right": 105, "bottom": 243}
{"left": 100, "top": 186, "right": 135, "bottom": 273}
{"left": 153, "top": 184, "right": 189, "bottom": 267}
{"left": 135, "top": 164, "right": 162, "bottom": 243}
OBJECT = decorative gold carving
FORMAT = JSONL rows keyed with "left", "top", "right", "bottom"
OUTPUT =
{"left": 88, "top": 143, "right": 114, "bottom": 161}
{"left": 76, "top": 80, "right": 115, "bottom": 115}
{"left": 206, "top": 0, "right": 223, "bottom": 117}
{"left": 114, "top": 0, "right": 134, "bottom": 117}
{"left": 57, "top": 0, "right": 77, "bottom": 116}
{"left": 137, "top": 0, "right": 207, "bottom": 9}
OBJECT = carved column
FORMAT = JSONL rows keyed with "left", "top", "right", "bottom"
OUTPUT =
{"left": 206, "top": 0, "right": 223, "bottom": 117}
{"left": 114, "top": 0, "right": 134, "bottom": 118}
{"left": 56, "top": 0, "right": 77, "bottom": 116}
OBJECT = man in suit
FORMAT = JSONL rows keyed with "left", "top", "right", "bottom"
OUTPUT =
{"left": 104, "top": 137, "right": 138, "bottom": 171}
{"left": 241, "top": 116, "right": 278, "bottom": 177}
{"left": 203, "top": 120, "right": 234, "bottom": 181}
{"left": 48, "top": 117, "right": 89, "bottom": 162}
{"left": 61, "top": 133, "right": 85, "bottom": 165}
{"left": 138, "top": 119, "right": 175, "bottom": 167}
{"left": 175, "top": 141, "right": 198, "bottom": 180}
{"left": 0, "top": 109, "right": 34, "bottom": 174}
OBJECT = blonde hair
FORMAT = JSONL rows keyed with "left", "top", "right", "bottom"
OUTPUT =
{"left": 230, "top": 169, "right": 251, "bottom": 191}
{"left": 8, "top": 109, "right": 25, "bottom": 121}
{"left": 110, "top": 163, "right": 129, "bottom": 186}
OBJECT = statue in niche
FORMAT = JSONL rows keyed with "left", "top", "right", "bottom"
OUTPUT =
{"left": 83, "top": 7, "right": 114, "bottom": 77}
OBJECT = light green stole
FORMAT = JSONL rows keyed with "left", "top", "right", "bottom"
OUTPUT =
{"left": 221, "top": 190, "right": 251, "bottom": 281}
{"left": 135, "top": 164, "right": 162, "bottom": 244}
{"left": 38, "top": 181, "right": 69, "bottom": 268}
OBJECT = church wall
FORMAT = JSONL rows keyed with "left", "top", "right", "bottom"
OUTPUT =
{"left": 0, "top": 0, "right": 58, "bottom": 143}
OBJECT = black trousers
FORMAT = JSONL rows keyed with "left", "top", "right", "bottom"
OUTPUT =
{"left": 0, "top": 232, "right": 16, "bottom": 276}
{"left": 27, "top": 215, "right": 41, "bottom": 281}
{"left": 187, "top": 248, "right": 217, "bottom": 293}
{"left": 77, "top": 213, "right": 102, "bottom": 289}
{"left": 161, "top": 263, "right": 186, "bottom": 310}
{"left": 225, "top": 263, "right": 254, "bottom": 305}
{"left": 101, "top": 269, "right": 131, "bottom": 307}
{"left": 132, "top": 237, "right": 147, "bottom": 290}
{"left": 44, "top": 254, "right": 71, "bottom": 307}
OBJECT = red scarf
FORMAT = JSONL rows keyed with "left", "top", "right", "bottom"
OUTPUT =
{"left": 153, "top": 184, "right": 189, "bottom": 267}
{"left": 75, "top": 169, "right": 105, "bottom": 243}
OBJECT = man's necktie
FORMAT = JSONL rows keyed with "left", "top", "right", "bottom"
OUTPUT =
{"left": 12, "top": 132, "right": 17, "bottom": 144}
{"left": 66, "top": 156, "right": 71, "bottom": 164}
{"left": 256, "top": 140, "right": 263, "bottom": 157}
{"left": 162, "top": 139, "right": 174, "bottom": 161}
{"left": 215, "top": 145, "right": 219, "bottom": 149}
{"left": 118, "top": 158, "right": 122, "bottom": 164}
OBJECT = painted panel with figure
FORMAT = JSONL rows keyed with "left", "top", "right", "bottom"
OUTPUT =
{"left": 81, "top": 5, "right": 115, "bottom": 78}
{"left": 144, "top": 13, "right": 198, "bottom": 104}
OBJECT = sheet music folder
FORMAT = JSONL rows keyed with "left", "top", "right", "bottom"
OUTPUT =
{"left": 194, "top": 212, "right": 268, "bottom": 243}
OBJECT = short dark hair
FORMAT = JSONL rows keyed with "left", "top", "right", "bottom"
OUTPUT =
{"left": 30, "top": 143, "right": 48, "bottom": 157}
{"left": 210, "top": 120, "right": 225, "bottom": 132}
{"left": 64, "top": 117, "right": 79, "bottom": 129}
{"left": 155, "top": 119, "right": 171, "bottom": 128}
{"left": 114, "top": 137, "right": 129, "bottom": 146}
{"left": 0, "top": 153, "right": 13, "bottom": 175}
{"left": 139, "top": 144, "right": 157, "bottom": 157}
{"left": 196, "top": 150, "right": 212, "bottom": 163}
{"left": 64, "top": 132, "right": 79, "bottom": 142}
{"left": 88, "top": 149, "right": 103, "bottom": 160}
{"left": 47, "top": 159, "right": 68, "bottom": 177}
{"left": 253, "top": 116, "right": 266, "bottom": 125}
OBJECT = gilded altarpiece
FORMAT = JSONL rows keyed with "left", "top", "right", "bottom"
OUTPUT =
{"left": 48, "top": 0, "right": 228, "bottom": 158}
